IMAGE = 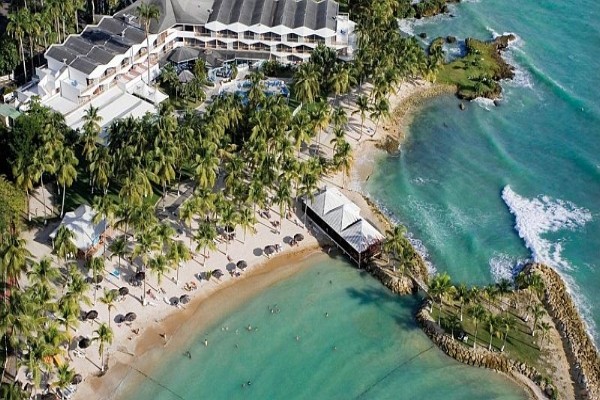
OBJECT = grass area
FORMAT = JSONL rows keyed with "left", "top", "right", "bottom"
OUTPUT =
{"left": 165, "top": 94, "right": 204, "bottom": 111}
{"left": 430, "top": 300, "right": 546, "bottom": 371}
{"left": 436, "top": 37, "right": 512, "bottom": 100}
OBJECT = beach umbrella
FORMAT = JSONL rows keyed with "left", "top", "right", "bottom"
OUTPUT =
{"left": 125, "top": 312, "right": 137, "bottom": 322}
{"left": 236, "top": 260, "right": 248, "bottom": 270}
{"left": 79, "top": 337, "right": 91, "bottom": 349}
{"left": 212, "top": 269, "right": 224, "bottom": 279}
{"left": 170, "top": 296, "right": 180, "bottom": 306}
{"left": 94, "top": 274, "right": 104, "bottom": 284}
{"left": 264, "top": 245, "right": 275, "bottom": 256}
{"left": 85, "top": 310, "right": 98, "bottom": 320}
{"left": 110, "top": 288, "right": 119, "bottom": 297}
{"left": 135, "top": 271, "right": 145, "bottom": 281}
{"left": 180, "top": 294, "right": 190, "bottom": 304}
{"left": 224, "top": 225, "right": 235, "bottom": 233}
{"left": 71, "top": 374, "right": 83, "bottom": 385}
{"left": 115, "top": 314, "right": 125, "bottom": 324}
{"left": 294, "top": 233, "right": 304, "bottom": 242}
{"left": 119, "top": 287, "right": 129, "bottom": 296}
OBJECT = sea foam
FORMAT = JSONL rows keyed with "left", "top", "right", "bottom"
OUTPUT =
{"left": 501, "top": 185, "right": 597, "bottom": 343}
{"left": 489, "top": 252, "right": 525, "bottom": 283}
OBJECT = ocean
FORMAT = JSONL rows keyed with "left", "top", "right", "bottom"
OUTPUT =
{"left": 119, "top": 255, "right": 527, "bottom": 399}
{"left": 370, "top": 0, "right": 600, "bottom": 346}
{"left": 117, "top": 0, "right": 599, "bottom": 398}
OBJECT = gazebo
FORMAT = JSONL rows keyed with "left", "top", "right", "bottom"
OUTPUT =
{"left": 49, "top": 205, "right": 108, "bottom": 258}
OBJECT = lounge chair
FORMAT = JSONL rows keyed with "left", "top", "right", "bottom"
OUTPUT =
{"left": 109, "top": 269, "right": 120, "bottom": 279}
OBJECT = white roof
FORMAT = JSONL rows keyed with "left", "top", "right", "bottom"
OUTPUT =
{"left": 50, "top": 205, "right": 107, "bottom": 251}
{"left": 305, "top": 187, "right": 384, "bottom": 253}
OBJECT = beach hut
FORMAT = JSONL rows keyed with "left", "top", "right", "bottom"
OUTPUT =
{"left": 302, "top": 187, "right": 384, "bottom": 267}
{"left": 49, "top": 205, "right": 109, "bottom": 258}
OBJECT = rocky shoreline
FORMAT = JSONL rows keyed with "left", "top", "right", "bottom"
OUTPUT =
{"left": 527, "top": 263, "right": 600, "bottom": 399}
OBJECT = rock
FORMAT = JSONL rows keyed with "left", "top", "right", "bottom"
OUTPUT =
{"left": 544, "top": 385, "right": 554, "bottom": 398}
{"left": 459, "top": 103, "right": 465, "bottom": 110}
{"left": 418, "top": 32, "right": 427, "bottom": 39}
{"left": 446, "top": 36, "right": 457, "bottom": 44}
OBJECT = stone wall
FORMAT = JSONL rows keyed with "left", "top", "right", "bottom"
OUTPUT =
{"left": 529, "top": 263, "right": 600, "bottom": 399}
{"left": 415, "top": 308, "right": 556, "bottom": 399}
{"left": 364, "top": 262, "right": 418, "bottom": 295}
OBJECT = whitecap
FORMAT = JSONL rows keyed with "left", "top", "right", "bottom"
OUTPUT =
{"left": 501, "top": 185, "right": 597, "bottom": 343}
{"left": 488, "top": 252, "right": 525, "bottom": 283}
{"left": 472, "top": 97, "right": 496, "bottom": 110}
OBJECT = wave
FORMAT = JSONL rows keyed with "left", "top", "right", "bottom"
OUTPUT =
{"left": 501, "top": 185, "right": 597, "bottom": 343}
{"left": 489, "top": 252, "right": 525, "bottom": 283}
{"left": 472, "top": 97, "right": 496, "bottom": 110}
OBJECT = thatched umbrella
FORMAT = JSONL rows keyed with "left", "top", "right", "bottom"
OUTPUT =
{"left": 125, "top": 312, "right": 137, "bottom": 322}
{"left": 135, "top": 271, "right": 145, "bottom": 281}
{"left": 212, "top": 269, "right": 224, "bottom": 279}
{"left": 294, "top": 233, "right": 304, "bottom": 242}
{"left": 170, "top": 297, "right": 180, "bottom": 306}
{"left": 236, "top": 260, "right": 248, "bottom": 270}
{"left": 71, "top": 374, "right": 83, "bottom": 385}
{"left": 94, "top": 274, "right": 104, "bottom": 284}
{"left": 180, "top": 294, "right": 190, "bottom": 304}
{"left": 119, "top": 287, "right": 129, "bottom": 296}
{"left": 264, "top": 245, "right": 275, "bottom": 256}
{"left": 85, "top": 310, "right": 98, "bottom": 320}
{"left": 78, "top": 337, "right": 91, "bottom": 349}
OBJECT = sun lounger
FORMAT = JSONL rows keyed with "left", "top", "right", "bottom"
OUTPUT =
{"left": 109, "top": 269, "right": 120, "bottom": 279}
{"left": 73, "top": 349, "right": 86, "bottom": 358}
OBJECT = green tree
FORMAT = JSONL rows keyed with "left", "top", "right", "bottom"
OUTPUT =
{"left": 167, "top": 240, "right": 191, "bottom": 285}
{"left": 0, "top": 176, "right": 26, "bottom": 240}
{"left": 55, "top": 145, "right": 79, "bottom": 217}
{"left": 444, "top": 314, "right": 462, "bottom": 341}
{"left": 486, "top": 313, "right": 500, "bottom": 351}
{"left": 499, "top": 316, "right": 516, "bottom": 352}
{"left": 528, "top": 304, "right": 545, "bottom": 337}
{"left": 99, "top": 287, "right": 117, "bottom": 327}
{"left": 428, "top": 272, "right": 454, "bottom": 326}
{"left": 353, "top": 95, "right": 370, "bottom": 139}
{"left": 468, "top": 303, "right": 487, "bottom": 349}
{"left": 0, "top": 234, "right": 31, "bottom": 288}
{"left": 136, "top": 3, "right": 160, "bottom": 86}
{"left": 0, "top": 36, "right": 20, "bottom": 76}
{"left": 7, "top": 9, "right": 28, "bottom": 79}
{"left": 109, "top": 235, "right": 128, "bottom": 269}
{"left": 293, "top": 63, "right": 320, "bottom": 104}
{"left": 148, "top": 254, "right": 171, "bottom": 287}
{"left": 93, "top": 322, "right": 113, "bottom": 372}
{"left": 86, "top": 256, "right": 105, "bottom": 303}
{"left": 53, "top": 225, "right": 77, "bottom": 262}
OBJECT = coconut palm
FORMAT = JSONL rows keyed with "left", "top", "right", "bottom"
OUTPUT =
{"left": 1, "top": 235, "right": 31, "bottom": 288}
{"left": 12, "top": 155, "right": 36, "bottom": 221}
{"left": 27, "top": 257, "right": 60, "bottom": 286}
{"left": 194, "top": 221, "right": 217, "bottom": 261}
{"left": 486, "top": 313, "right": 500, "bottom": 351}
{"left": 333, "top": 140, "right": 353, "bottom": 188}
{"left": 468, "top": 304, "right": 487, "bottom": 349}
{"left": 453, "top": 283, "right": 469, "bottom": 322}
{"left": 136, "top": 2, "right": 160, "bottom": 86}
{"left": 99, "top": 287, "right": 117, "bottom": 327}
{"left": 109, "top": 235, "right": 128, "bottom": 269}
{"left": 528, "top": 304, "right": 545, "bottom": 337}
{"left": 293, "top": 63, "right": 320, "bottom": 103}
{"left": 81, "top": 105, "right": 102, "bottom": 161}
{"left": 90, "top": 146, "right": 113, "bottom": 195}
{"left": 53, "top": 225, "right": 77, "bottom": 262}
{"left": 86, "top": 256, "right": 105, "bottom": 303}
{"left": 0, "top": 381, "right": 27, "bottom": 400}
{"left": 537, "top": 321, "right": 551, "bottom": 350}
{"left": 156, "top": 223, "right": 175, "bottom": 255}
{"left": 54, "top": 363, "right": 76, "bottom": 395}
{"left": 384, "top": 224, "right": 405, "bottom": 265}
{"left": 444, "top": 314, "right": 462, "bottom": 340}
{"left": 57, "top": 296, "right": 80, "bottom": 337}
{"left": 55, "top": 145, "right": 79, "bottom": 217}
{"left": 499, "top": 316, "right": 516, "bottom": 352}
{"left": 428, "top": 272, "right": 454, "bottom": 326}
{"left": 352, "top": 95, "right": 370, "bottom": 139}
{"left": 7, "top": 8, "right": 28, "bottom": 79}
{"left": 369, "top": 97, "right": 390, "bottom": 136}
{"left": 167, "top": 240, "right": 191, "bottom": 285}
{"left": 237, "top": 206, "right": 257, "bottom": 243}
{"left": 93, "top": 322, "right": 113, "bottom": 372}
{"left": 148, "top": 254, "right": 171, "bottom": 287}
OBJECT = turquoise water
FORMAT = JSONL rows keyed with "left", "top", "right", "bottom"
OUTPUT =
{"left": 369, "top": 0, "right": 600, "bottom": 346}
{"left": 121, "top": 256, "right": 527, "bottom": 400}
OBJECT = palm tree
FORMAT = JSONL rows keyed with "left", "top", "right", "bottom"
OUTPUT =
{"left": 444, "top": 314, "right": 462, "bottom": 340}
{"left": 468, "top": 304, "right": 487, "bottom": 349}
{"left": 293, "top": 63, "right": 320, "bottom": 103}
{"left": 369, "top": 97, "right": 390, "bottom": 136}
{"left": 156, "top": 223, "right": 175, "bottom": 255}
{"left": 55, "top": 145, "right": 79, "bottom": 217}
{"left": 428, "top": 272, "right": 454, "bottom": 326}
{"left": 109, "top": 235, "right": 128, "bottom": 269}
{"left": 57, "top": 296, "right": 80, "bottom": 337}
{"left": 333, "top": 140, "right": 353, "bottom": 188}
{"left": 167, "top": 240, "right": 191, "bottom": 285}
{"left": 194, "top": 221, "right": 217, "bottom": 261}
{"left": 93, "top": 322, "right": 113, "bottom": 372}
{"left": 486, "top": 313, "right": 500, "bottom": 351}
{"left": 499, "top": 316, "right": 516, "bottom": 352}
{"left": 0, "top": 382, "right": 27, "bottom": 400}
{"left": 99, "top": 287, "right": 117, "bottom": 327}
{"left": 537, "top": 321, "right": 551, "bottom": 350}
{"left": 86, "top": 256, "right": 105, "bottom": 303}
{"left": 12, "top": 155, "right": 36, "bottom": 221}
{"left": 136, "top": 2, "right": 160, "bottom": 87}
{"left": 453, "top": 283, "right": 469, "bottom": 322}
{"left": 148, "top": 254, "right": 171, "bottom": 287}
{"left": 89, "top": 147, "right": 112, "bottom": 195}
{"left": 27, "top": 257, "right": 60, "bottom": 286}
{"left": 384, "top": 225, "right": 405, "bottom": 265}
{"left": 528, "top": 304, "right": 545, "bottom": 337}
{"left": 53, "top": 225, "right": 77, "bottom": 262}
{"left": 81, "top": 105, "right": 102, "bottom": 163}
{"left": 237, "top": 206, "right": 257, "bottom": 243}
{"left": 1, "top": 235, "right": 31, "bottom": 288}
{"left": 352, "top": 95, "right": 370, "bottom": 139}
{"left": 7, "top": 9, "right": 28, "bottom": 79}
{"left": 54, "top": 363, "right": 76, "bottom": 395}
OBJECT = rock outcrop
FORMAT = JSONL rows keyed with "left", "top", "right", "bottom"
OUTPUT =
{"left": 364, "top": 263, "right": 418, "bottom": 295}
{"left": 528, "top": 263, "right": 600, "bottom": 399}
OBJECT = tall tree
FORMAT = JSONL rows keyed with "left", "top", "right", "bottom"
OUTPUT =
{"left": 54, "top": 145, "right": 79, "bottom": 217}
{"left": 136, "top": 2, "right": 160, "bottom": 87}
{"left": 7, "top": 9, "right": 28, "bottom": 80}
{"left": 93, "top": 322, "right": 113, "bottom": 372}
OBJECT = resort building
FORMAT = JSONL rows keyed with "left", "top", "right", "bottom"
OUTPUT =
{"left": 303, "top": 187, "right": 384, "bottom": 266}
{"left": 14, "top": 0, "right": 354, "bottom": 128}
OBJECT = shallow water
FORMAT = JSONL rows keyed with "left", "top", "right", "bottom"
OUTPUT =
{"left": 367, "top": 0, "right": 600, "bottom": 345}
{"left": 120, "top": 255, "right": 527, "bottom": 400}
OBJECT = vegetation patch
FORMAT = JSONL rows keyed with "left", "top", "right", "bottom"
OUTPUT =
{"left": 435, "top": 35, "right": 516, "bottom": 100}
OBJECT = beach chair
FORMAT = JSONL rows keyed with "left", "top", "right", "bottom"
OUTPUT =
{"left": 109, "top": 269, "right": 120, "bottom": 279}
